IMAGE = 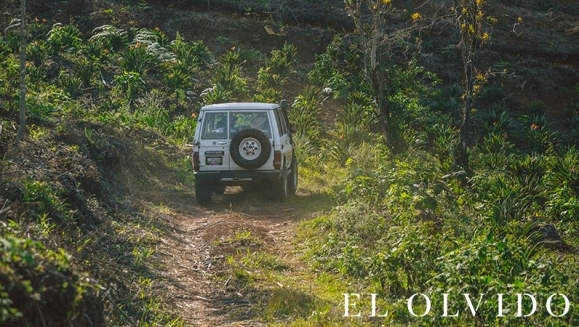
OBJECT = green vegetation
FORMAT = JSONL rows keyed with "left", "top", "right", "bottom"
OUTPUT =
{"left": 289, "top": 29, "right": 579, "bottom": 327}
{"left": 216, "top": 2, "right": 579, "bottom": 325}
{"left": 1, "top": 0, "right": 579, "bottom": 325}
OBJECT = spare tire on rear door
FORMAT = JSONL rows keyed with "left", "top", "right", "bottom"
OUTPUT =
{"left": 230, "top": 128, "right": 271, "bottom": 169}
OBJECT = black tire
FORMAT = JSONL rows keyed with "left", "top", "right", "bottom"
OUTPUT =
{"left": 195, "top": 182, "right": 212, "bottom": 204}
{"left": 242, "top": 183, "right": 258, "bottom": 192}
{"left": 273, "top": 169, "right": 288, "bottom": 201}
{"left": 288, "top": 155, "right": 298, "bottom": 195}
{"left": 214, "top": 184, "right": 226, "bottom": 195}
{"left": 230, "top": 128, "right": 271, "bottom": 170}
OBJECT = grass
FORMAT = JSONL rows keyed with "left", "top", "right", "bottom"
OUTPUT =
{"left": 206, "top": 156, "right": 356, "bottom": 325}
{"left": 1, "top": 0, "right": 579, "bottom": 325}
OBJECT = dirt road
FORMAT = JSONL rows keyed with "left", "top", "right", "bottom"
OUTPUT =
{"left": 148, "top": 186, "right": 324, "bottom": 326}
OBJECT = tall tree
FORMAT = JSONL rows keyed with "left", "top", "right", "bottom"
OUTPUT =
{"left": 453, "top": 0, "right": 490, "bottom": 174}
{"left": 344, "top": 0, "right": 410, "bottom": 152}
{"left": 344, "top": 0, "right": 435, "bottom": 152}
{"left": 16, "top": 0, "right": 27, "bottom": 144}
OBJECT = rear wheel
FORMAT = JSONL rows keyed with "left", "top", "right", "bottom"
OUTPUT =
{"left": 214, "top": 184, "right": 226, "bottom": 195}
{"left": 273, "top": 169, "right": 288, "bottom": 201}
{"left": 195, "top": 182, "right": 212, "bottom": 205}
{"left": 242, "top": 183, "right": 258, "bottom": 192}
{"left": 288, "top": 156, "right": 298, "bottom": 195}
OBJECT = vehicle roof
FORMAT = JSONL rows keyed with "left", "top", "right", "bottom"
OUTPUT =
{"left": 200, "top": 102, "right": 280, "bottom": 111}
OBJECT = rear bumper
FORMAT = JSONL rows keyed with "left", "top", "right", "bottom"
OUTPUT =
{"left": 194, "top": 170, "right": 283, "bottom": 185}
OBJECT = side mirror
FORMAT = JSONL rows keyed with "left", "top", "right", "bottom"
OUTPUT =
{"left": 280, "top": 99, "right": 289, "bottom": 110}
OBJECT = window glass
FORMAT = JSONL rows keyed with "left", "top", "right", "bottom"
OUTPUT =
{"left": 201, "top": 112, "right": 228, "bottom": 139}
{"left": 274, "top": 110, "right": 286, "bottom": 136}
{"left": 230, "top": 112, "right": 272, "bottom": 139}
{"left": 278, "top": 109, "right": 289, "bottom": 135}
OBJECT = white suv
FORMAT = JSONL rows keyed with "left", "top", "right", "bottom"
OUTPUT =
{"left": 192, "top": 102, "right": 297, "bottom": 204}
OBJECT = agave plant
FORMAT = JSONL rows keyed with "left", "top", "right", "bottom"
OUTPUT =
{"left": 162, "top": 64, "right": 192, "bottom": 94}
{"left": 73, "top": 58, "right": 100, "bottom": 87}
{"left": 120, "top": 44, "right": 157, "bottom": 75}
{"left": 131, "top": 28, "right": 175, "bottom": 62}
{"left": 482, "top": 104, "right": 512, "bottom": 136}
{"left": 59, "top": 71, "right": 83, "bottom": 98}
{"left": 90, "top": 25, "right": 127, "bottom": 51}
{"left": 27, "top": 41, "right": 48, "bottom": 67}
{"left": 47, "top": 24, "right": 82, "bottom": 54}
{"left": 290, "top": 85, "right": 324, "bottom": 145}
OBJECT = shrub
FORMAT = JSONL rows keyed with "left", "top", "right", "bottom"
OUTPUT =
{"left": 252, "top": 87, "right": 281, "bottom": 103}
{"left": 162, "top": 64, "right": 192, "bottom": 94}
{"left": 90, "top": 24, "right": 127, "bottom": 51}
{"left": 58, "top": 71, "right": 83, "bottom": 98}
{"left": 478, "top": 82, "right": 503, "bottom": 102}
{"left": 4, "top": 30, "right": 21, "bottom": 54}
{"left": 28, "top": 18, "right": 49, "bottom": 41}
{"left": 27, "top": 41, "right": 48, "bottom": 68}
{"left": 308, "top": 34, "right": 353, "bottom": 98}
{"left": 522, "top": 114, "right": 555, "bottom": 154}
{"left": 170, "top": 35, "right": 213, "bottom": 72}
{"left": 113, "top": 71, "right": 145, "bottom": 99}
{"left": 429, "top": 119, "right": 459, "bottom": 172}
{"left": 207, "top": 51, "right": 247, "bottom": 102}
{"left": 131, "top": 28, "right": 176, "bottom": 62}
{"left": 0, "top": 37, "right": 11, "bottom": 58}
{"left": 266, "top": 43, "right": 297, "bottom": 80}
{"left": 73, "top": 58, "right": 100, "bottom": 87}
{"left": 477, "top": 132, "right": 514, "bottom": 169}
{"left": 257, "top": 66, "right": 287, "bottom": 90}
{"left": 472, "top": 172, "right": 538, "bottom": 225}
{"left": 0, "top": 235, "right": 100, "bottom": 326}
{"left": 547, "top": 147, "right": 579, "bottom": 198}
{"left": 83, "top": 38, "right": 109, "bottom": 62}
{"left": 426, "top": 226, "right": 567, "bottom": 326}
{"left": 482, "top": 104, "right": 512, "bottom": 136}
{"left": 290, "top": 85, "right": 324, "bottom": 145}
{"left": 47, "top": 24, "right": 82, "bottom": 54}
{"left": 327, "top": 95, "right": 375, "bottom": 164}
{"left": 201, "top": 84, "right": 233, "bottom": 104}
{"left": 121, "top": 44, "right": 157, "bottom": 75}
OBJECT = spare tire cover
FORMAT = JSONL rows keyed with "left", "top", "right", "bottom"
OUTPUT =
{"left": 230, "top": 128, "right": 272, "bottom": 169}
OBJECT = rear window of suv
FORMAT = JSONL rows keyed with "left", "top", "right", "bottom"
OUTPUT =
{"left": 201, "top": 112, "right": 228, "bottom": 139}
{"left": 201, "top": 111, "right": 273, "bottom": 139}
{"left": 230, "top": 112, "right": 272, "bottom": 139}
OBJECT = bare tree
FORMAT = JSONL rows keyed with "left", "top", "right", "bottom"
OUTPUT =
{"left": 453, "top": 0, "right": 491, "bottom": 174}
{"left": 344, "top": 0, "right": 438, "bottom": 152}
{"left": 16, "top": 0, "right": 27, "bottom": 144}
{"left": 345, "top": 0, "right": 406, "bottom": 151}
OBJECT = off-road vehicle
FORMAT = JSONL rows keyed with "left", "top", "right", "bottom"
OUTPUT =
{"left": 192, "top": 101, "right": 297, "bottom": 204}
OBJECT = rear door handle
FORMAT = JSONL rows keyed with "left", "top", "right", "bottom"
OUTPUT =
{"left": 217, "top": 141, "right": 227, "bottom": 145}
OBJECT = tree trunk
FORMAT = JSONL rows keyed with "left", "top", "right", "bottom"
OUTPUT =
{"left": 371, "top": 66, "right": 394, "bottom": 151}
{"left": 457, "top": 37, "right": 476, "bottom": 176}
{"left": 16, "top": 0, "right": 27, "bottom": 144}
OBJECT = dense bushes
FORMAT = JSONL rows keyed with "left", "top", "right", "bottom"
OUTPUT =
{"left": 300, "top": 140, "right": 579, "bottom": 325}
{"left": 0, "top": 235, "right": 103, "bottom": 326}
{"left": 295, "top": 32, "right": 579, "bottom": 327}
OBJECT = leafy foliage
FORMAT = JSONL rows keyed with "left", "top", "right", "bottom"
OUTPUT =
{"left": 0, "top": 235, "right": 99, "bottom": 326}
{"left": 2, "top": 5, "right": 579, "bottom": 326}
{"left": 47, "top": 24, "right": 82, "bottom": 54}
{"left": 289, "top": 85, "right": 324, "bottom": 147}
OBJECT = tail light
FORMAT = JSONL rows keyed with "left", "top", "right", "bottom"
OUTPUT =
{"left": 274, "top": 151, "right": 282, "bottom": 170}
{"left": 193, "top": 151, "right": 200, "bottom": 171}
